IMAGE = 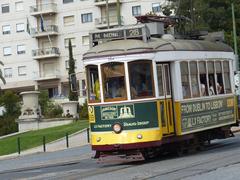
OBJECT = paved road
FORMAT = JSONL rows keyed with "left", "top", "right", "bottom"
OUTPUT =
{"left": 1, "top": 134, "right": 240, "bottom": 180}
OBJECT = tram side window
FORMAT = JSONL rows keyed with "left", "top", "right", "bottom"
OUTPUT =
{"left": 223, "top": 61, "right": 232, "bottom": 93}
{"left": 208, "top": 61, "right": 216, "bottom": 96}
{"left": 199, "top": 61, "right": 208, "bottom": 96}
{"left": 129, "top": 60, "right": 155, "bottom": 99}
{"left": 190, "top": 62, "right": 200, "bottom": 97}
{"left": 86, "top": 65, "right": 100, "bottom": 102}
{"left": 180, "top": 62, "right": 191, "bottom": 99}
{"left": 215, "top": 61, "right": 224, "bottom": 94}
{"left": 101, "top": 62, "right": 127, "bottom": 101}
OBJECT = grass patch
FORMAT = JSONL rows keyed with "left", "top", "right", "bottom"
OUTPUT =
{"left": 0, "top": 120, "right": 89, "bottom": 156}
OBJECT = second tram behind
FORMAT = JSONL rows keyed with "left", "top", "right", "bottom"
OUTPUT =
{"left": 83, "top": 23, "right": 238, "bottom": 161}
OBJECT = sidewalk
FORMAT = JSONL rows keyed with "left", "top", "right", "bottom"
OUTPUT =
{"left": 0, "top": 128, "right": 89, "bottom": 160}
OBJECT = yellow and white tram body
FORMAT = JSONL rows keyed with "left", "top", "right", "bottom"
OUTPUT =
{"left": 83, "top": 25, "right": 238, "bottom": 160}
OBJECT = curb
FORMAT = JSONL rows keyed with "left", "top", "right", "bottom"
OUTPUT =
{"left": 0, "top": 129, "right": 89, "bottom": 160}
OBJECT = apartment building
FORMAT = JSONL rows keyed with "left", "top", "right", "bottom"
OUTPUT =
{"left": 0, "top": 0, "right": 166, "bottom": 102}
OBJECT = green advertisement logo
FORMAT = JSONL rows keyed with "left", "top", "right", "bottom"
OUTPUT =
{"left": 101, "top": 104, "right": 135, "bottom": 120}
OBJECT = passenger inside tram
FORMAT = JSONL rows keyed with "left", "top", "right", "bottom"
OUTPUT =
{"left": 209, "top": 77, "right": 216, "bottom": 95}
{"left": 129, "top": 61, "right": 153, "bottom": 98}
{"left": 108, "top": 77, "right": 126, "bottom": 98}
{"left": 200, "top": 75, "right": 207, "bottom": 96}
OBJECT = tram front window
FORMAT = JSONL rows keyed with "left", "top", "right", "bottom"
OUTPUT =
{"left": 86, "top": 65, "right": 100, "bottom": 103}
{"left": 101, "top": 62, "right": 127, "bottom": 101}
{"left": 129, "top": 60, "right": 154, "bottom": 99}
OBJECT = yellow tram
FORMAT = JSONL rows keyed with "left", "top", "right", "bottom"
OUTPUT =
{"left": 83, "top": 22, "right": 238, "bottom": 161}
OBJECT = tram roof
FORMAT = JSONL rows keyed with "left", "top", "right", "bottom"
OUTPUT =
{"left": 83, "top": 38, "right": 233, "bottom": 60}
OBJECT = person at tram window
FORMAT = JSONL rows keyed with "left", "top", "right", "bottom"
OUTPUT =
{"left": 131, "top": 75, "right": 147, "bottom": 97}
{"left": 200, "top": 83, "right": 206, "bottom": 96}
{"left": 93, "top": 79, "right": 100, "bottom": 100}
{"left": 216, "top": 74, "right": 224, "bottom": 94}
{"left": 209, "top": 78, "right": 215, "bottom": 95}
{"left": 108, "top": 77, "right": 126, "bottom": 98}
{"left": 191, "top": 78, "right": 199, "bottom": 97}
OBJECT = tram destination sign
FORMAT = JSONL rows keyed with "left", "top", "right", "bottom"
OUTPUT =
{"left": 92, "top": 27, "right": 143, "bottom": 42}
{"left": 180, "top": 97, "right": 235, "bottom": 134}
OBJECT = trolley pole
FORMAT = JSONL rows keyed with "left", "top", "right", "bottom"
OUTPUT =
{"left": 117, "top": 0, "right": 121, "bottom": 26}
{"left": 232, "top": 3, "right": 240, "bottom": 95}
{"left": 106, "top": 0, "right": 110, "bottom": 29}
{"left": 232, "top": 3, "right": 239, "bottom": 70}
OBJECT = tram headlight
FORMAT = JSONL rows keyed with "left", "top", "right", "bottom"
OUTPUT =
{"left": 137, "top": 134, "right": 143, "bottom": 139}
{"left": 112, "top": 123, "right": 122, "bottom": 134}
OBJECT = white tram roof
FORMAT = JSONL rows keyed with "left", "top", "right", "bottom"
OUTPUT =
{"left": 83, "top": 38, "right": 233, "bottom": 60}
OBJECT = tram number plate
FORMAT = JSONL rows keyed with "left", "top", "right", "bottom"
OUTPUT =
{"left": 126, "top": 28, "right": 142, "bottom": 37}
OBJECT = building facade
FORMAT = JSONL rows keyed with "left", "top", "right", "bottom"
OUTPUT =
{"left": 0, "top": 0, "right": 166, "bottom": 102}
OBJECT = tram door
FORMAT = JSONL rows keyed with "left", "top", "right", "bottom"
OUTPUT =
{"left": 157, "top": 63, "right": 174, "bottom": 135}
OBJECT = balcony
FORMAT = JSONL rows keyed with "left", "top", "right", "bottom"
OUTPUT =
{"left": 94, "top": 0, "right": 122, "bottom": 6}
{"left": 31, "top": 25, "right": 58, "bottom": 38}
{"left": 33, "top": 70, "right": 61, "bottom": 81}
{"left": 32, "top": 47, "right": 60, "bottom": 60}
{"left": 95, "top": 16, "right": 123, "bottom": 28}
{"left": 30, "top": 3, "right": 57, "bottom": 16}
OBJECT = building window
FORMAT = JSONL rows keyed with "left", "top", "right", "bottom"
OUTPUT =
{"left": 81, "top": 13, "right": 93, "bottom": 23}
{"left": 2, "top": 25, "right": 11, "bottom": 35}
{"left": 82, "top": 36, "right": 89, "bottom": 46}
{"left": 2, "top": 4, "right": 9, "bottom": 13}
{"left": 4, "top": 68, "right": 12, "bottom": 78}
{"left": 18, "top": 66, "right": 26, "bottom": 76}
{"left": 3, "top": 47, "right": 12, "bottom": 56}
{"left": 152, "top": 3, "right": 161, "bottom": 13}
{"left": 81, "top": 79, "right": 86, "bottom": 96}
{"left": 132, "top": 5, "right": 141, "bottom": 16}
{"left": 64, "top": 38, "right": 76, "bottom": 47}
{"left": 15, "top": 1, "right": 23, "bottom": 12}
{"left": 48, "top": 87, "right": 59, "bottom": 98}
{"left": 16, "top": 23, "right": 25, "bottom": 32}
{"left": 63, "top": 15, "right": 75, "bottom": 26}
{"left": 63, "top": 0, "right": 73, "bottom": 4}
{"left": 17, "top": 44, "right": 26, "bottom": 54}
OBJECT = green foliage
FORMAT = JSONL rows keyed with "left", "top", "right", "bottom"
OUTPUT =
{"left": 39, "top": 90, "right": 63, "bottom": 118}
{"left": 0, "top": 91, "right": 20, "bottom": 136}
{"left": 44, "top": 103, "right": 63, "bottom": 118}
{"left": 0, "top": 120, "right": 89, "bottom": 156}
{"left": 68, "top": 39, "right": 78, "bottom": 101}
{"left": 79, "top": 101, "right": 88, "bottom": 119}
{"left": 0, "top": 90, "right": 21, "bottom": 116}
{"left": 39, "top": 90, "right": 49, "bottom": 116}
{"left": 0, "top": 116, "right": 18, "bottom": 136}
{"left": 165, "top": 0, "right": 240, "bottom": 54}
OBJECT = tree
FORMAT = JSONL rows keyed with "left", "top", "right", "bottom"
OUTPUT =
{"left": 0, "top": 60, "right": 6, "bottom": 85}
{"left": 163, "top": 0, "right": 240, "bottom": 54}
{"left": 0, "top": 91, "right": 21, "bottom": 116}
{"left": 68, "top": 39, "right": 78, "bottom": 101}
{"left": 0, "top": 91, "right": 20, "bottom": 135}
